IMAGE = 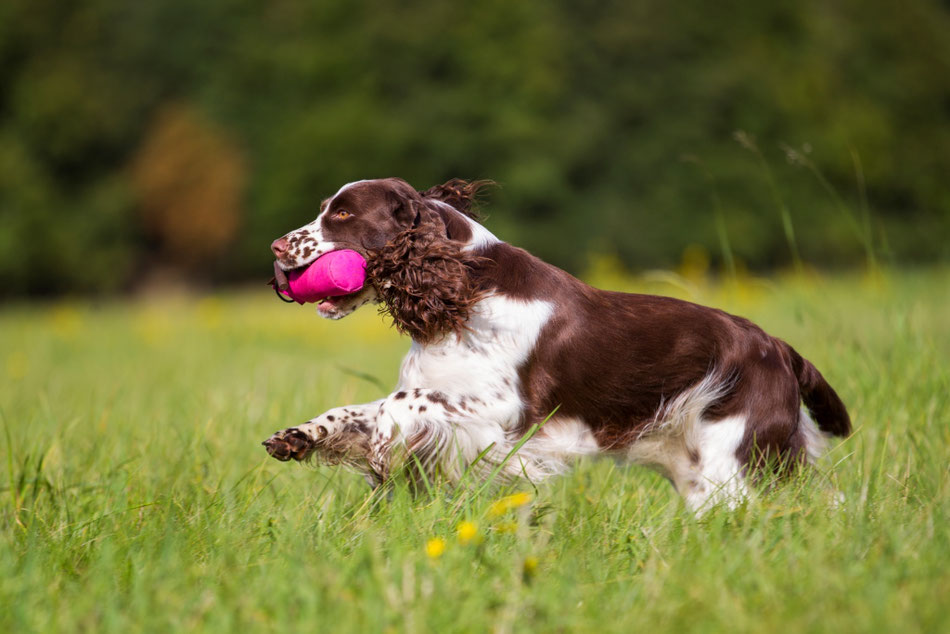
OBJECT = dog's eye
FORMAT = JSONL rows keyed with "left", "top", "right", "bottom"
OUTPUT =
{"left": 335, "top": 210, "right": 351, "bottom": 219}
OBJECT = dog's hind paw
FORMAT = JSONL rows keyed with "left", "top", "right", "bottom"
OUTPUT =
{"left": 262, "top": 427, "right": 316, "bottom": 462}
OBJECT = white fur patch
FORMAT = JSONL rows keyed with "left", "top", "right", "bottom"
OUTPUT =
{"left": 690, "top": 415, "right": 749, "bottom": 511}
{"left": 429, "top": 199, "right": 500, "bottom": 251}
{"left": 799, "top": 407, "right": 830, "bottom": 463}
{"left": 460, "top": 215, "right": 500, "bottom": 251}
{"left": 371, "top": 296, "right": 555, "bottom": 479}
{"left": 397, "top": 295, "right": 552, "bottom": 410}
{"left": 626, "top": 372, "right": 749, "bottom": 513}
{"left": 331, "top": 179, "right": 370, "bottom": 202}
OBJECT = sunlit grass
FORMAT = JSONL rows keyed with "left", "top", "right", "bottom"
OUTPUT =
{"left": 2, "top": 269, "right": 949, "bottom": 632}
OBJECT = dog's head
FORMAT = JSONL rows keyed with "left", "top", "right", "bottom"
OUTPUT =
{"left": 271, "top": 178, "right": 492, "bottom": 341}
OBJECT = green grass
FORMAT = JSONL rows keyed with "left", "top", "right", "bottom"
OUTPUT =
{"left": 2, "top": 269, "right": 949, "bottom": 633}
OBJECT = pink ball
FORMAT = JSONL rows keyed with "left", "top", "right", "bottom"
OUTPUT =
{"left": 279, "top": 249, "right": 367, "bottom": 304}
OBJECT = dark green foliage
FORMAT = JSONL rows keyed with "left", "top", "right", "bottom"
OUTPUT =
{"left": 2, "top": 0, "right": 949, "bottom": 295}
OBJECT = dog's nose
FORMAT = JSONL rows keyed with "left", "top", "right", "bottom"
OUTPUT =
{"left": 271, "top": 238, "right": 289, "bottom": 258}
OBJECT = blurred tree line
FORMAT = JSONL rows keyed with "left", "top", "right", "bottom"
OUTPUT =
{"left": 1, "top": 0, "right": 949, "bottom": 296}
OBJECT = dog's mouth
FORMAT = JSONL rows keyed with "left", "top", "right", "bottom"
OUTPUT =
{"left": 315, "top": 295, "right": 346, "bottom": 314}
{"left": 268, "top": 256, "right": 372, "bottom": 316}
{"left": 270, "top": 259, "right": 327, "bottom": 301}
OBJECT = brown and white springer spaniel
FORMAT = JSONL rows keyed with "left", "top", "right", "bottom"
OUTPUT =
{"left": 263, "top": 178, "right": 851, "bottom": 512}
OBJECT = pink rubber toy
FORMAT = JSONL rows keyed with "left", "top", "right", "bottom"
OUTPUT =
{"left": 275, "top": 249, "right": 367, "bottom": 304}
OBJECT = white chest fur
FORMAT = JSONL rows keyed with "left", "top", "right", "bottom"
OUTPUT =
{"left": 396, "top": 295, "right": 554, "bottom": 430}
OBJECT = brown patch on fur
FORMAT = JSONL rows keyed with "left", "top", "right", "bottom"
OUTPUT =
{"left": 425, "top": 391, "right": 459, "bottom": 413}
{"left": 470, "top": 242, "right": 850, "bottom": 475}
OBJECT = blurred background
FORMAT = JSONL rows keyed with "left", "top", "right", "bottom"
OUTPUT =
{"left": 2, "top": 0, "right": 949, "bottom": 298}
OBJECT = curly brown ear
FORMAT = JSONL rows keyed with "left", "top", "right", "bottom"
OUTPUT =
{"left": 419, "top": 179, "right": 495, "bottom": 220}
{"left": 365, "top": 221, "right": 485, "bottom": 344}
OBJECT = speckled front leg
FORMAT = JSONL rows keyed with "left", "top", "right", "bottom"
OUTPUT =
{"left": 263, "top": 400, "right": 384, "bottom": 472}
{"left": 264, "top": 387, "right": 510, "bottom": 485}
{"left": 373, "top": 388, "right": 511, "bottom": 482}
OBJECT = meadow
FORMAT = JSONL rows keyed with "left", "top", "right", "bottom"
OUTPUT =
{"left": 2, "top": 269, "right": 948, "bottom": 633}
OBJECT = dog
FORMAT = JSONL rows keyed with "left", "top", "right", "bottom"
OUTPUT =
{"left": 263, "top": 178, "right": 850, "bottom": 511}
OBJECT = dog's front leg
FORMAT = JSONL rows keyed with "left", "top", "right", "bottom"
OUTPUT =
{"left": 264, "top": 388, "right": 507, "bottom": 484}
{"left": 263, "top": 400, "right": 386, "bottom": 474}
{"left": 374, "top": 388, "right": 512, "bottom": 483}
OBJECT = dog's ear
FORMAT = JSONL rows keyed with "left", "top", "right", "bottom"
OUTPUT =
{"left": 387, "top": 180, "right": 428, "bottom": 228}
{"left": 419, "top": 179, "right": 494, "bottom": 219}
{"left": 366, "top": 182, "right": 485, "bottom": 343}
{"left": 366, "top": 228, "right": 485, "bottom": 344}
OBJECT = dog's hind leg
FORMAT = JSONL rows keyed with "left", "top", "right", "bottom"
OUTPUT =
{"left": 624, "top": 372, "right": 754, "bottom": 514}
{"left": 681, "top": 415, "right": 751, "bottom": 513}
{"left": 627, "top": 413, "right": 751, "bottom": 514}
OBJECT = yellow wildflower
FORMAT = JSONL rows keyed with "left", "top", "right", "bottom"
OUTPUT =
{"left": 425, "top": 537, "right": 446, "bottom": 559}
{"left": 488, "top": 492, "right": 533, "bottom": 517}
{"left": 456, "top": 521, "right": 481, "bottom": 545}
{"left": 522, "top": 556, "right": 539, "bottom": 582}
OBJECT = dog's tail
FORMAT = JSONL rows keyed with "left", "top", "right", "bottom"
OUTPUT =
{"left": 786, "top": 343, "right": 851, "bottom": 437}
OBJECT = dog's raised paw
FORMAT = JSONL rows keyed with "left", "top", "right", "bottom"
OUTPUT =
{"left": 262, "top": 428, "right": 315, "bottom": 461}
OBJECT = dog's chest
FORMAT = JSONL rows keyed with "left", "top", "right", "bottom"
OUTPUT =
{"left": 397, "top": 295, "right": 554, "bottom": 426}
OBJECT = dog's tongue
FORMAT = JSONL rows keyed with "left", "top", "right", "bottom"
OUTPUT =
{"left": 316, "top": 296, "right": 341, "bottom": 314}
{"left": 273, "top": 249, "right": 367, "bottom": 305}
